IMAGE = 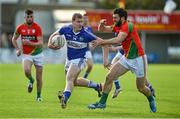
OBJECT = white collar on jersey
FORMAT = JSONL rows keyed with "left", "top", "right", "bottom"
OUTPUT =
{"left": 73, "top": 30, "right": 80, "bottom": 35}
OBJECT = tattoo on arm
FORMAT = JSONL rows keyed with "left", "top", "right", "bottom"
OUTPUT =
{"left": 118, "top": 32, "right": 127, "bottom": 43}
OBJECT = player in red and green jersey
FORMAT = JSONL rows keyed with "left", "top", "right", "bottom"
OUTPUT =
{"left": 98, "top": 9, "right": 155, "bottom": 99}
{"left": 88, "top": 8, "right": 156, "bottom": 113}
{"left": 12, "top": 9, "right": 43, "bottom": 101}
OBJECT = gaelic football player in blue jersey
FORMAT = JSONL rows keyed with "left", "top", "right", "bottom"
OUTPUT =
{"left": 48, "top": 13, "right": 104, "bottom": 109}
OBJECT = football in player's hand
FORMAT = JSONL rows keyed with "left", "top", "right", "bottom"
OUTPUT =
{"left": 51, "top": 35, "right": 65, "bottom": 48}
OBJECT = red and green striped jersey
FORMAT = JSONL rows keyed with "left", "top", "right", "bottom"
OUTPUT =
{"left": 15, "top": 22, "right": 42, "bottom": 55}
{"left": 120, "top": 21, "right": 144, "bottom": 59}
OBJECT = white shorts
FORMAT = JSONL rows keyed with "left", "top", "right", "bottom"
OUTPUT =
{"left": 112, "top": 51, "right": 123, "bottom": 63}
{"left": 85, "top": 50, "right": 93, "bottom": 59}
{"left": 22, "top": 53, "right": 44, "bottom": 66}
{"left": 118, "top": 55, "right": 147, "bottom": 78}
{"left": 65, "top": 58, "right": 87, "bottom": 72}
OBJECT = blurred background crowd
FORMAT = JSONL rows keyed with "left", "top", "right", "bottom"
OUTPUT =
{"left": 0, "top": 0, "right": 180, "bottom": 64}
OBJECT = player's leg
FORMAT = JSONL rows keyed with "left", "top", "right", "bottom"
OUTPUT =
{"left": 83, "top": 51, "right": 93, "bottom": 78}
{"left": 134, "top": 55, "right": 156, "bottom": 112}
{"left": 33, "top": 53, "right": 43, "bottom": 101}
{"left": 83, "top": 58, "right": 93, "bottom": 78}
{"left": 136, "top": 77, "right": 151, "bottom": 97}
{"left": 145, "top": 79, "right": 156, "bottom": 97}
{"left": 22, "top": 56, "right": 34, "bottom": 93}
{"left": 74, "top": 77, "right": 102, "bottom": 97}
{"left": 58, "top": 63, "right": 81, "bottom": 109}
{"left": 111, "top": 52, "right": 122, "bottom": 98}
{"left": 136, "top": 77, "right": 156, "bottom": 112}
{"left": 141, "top": 54, "right": 156, "bottom": 97}
{"left": 88, "top": 61, "right": 128, "bottom": 109}
{"left": 34, "top": 65, "right": 43, "bottom": 101}
{"left": 74, "top": 57, "right": 102, "bottom": 97}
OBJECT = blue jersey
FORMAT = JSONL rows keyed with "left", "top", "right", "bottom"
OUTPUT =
{"left": 84, "top": 26, "right": 93, "bottom": 33}
{"left": 58, "top": 25, "right": 96, "bottom": 60}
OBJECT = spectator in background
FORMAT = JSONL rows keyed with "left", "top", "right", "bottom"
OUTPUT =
{"left": 1, "top": 32, "right": 9, "bottom": 48}
{"left": 82, "top": 15, "right": 94, "bottom": 78}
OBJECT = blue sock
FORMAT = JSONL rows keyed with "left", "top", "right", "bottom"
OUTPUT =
{"left": 83, "top": 72, "right": 89, "bottom": 78}
{"left": 88, "top": 81, "right": 98, "bottom": 90}
{"left": 63, "top": 91, "right": 71, "bottom": 103}
{"left": 114, "top": 80, "right": 120, "bottom": 89}
{"left": 149, "top": 85, "right": 152, "bottom": 90}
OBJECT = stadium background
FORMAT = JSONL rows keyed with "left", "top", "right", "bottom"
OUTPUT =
{"left": 1, "top": 0, "right": 180, "bottom": 64}
{"left": 0, "top": 0, "right": 180, "bottom": 118}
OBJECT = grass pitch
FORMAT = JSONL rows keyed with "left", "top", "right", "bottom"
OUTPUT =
{"left": 0, "top": 64, "right": 180, "bottom": 118}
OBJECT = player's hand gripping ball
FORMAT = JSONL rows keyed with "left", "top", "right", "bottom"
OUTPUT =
{"left": 51, "top": 35, "right": 65, "bottom": 49}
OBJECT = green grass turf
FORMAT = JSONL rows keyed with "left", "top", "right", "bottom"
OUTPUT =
{"left": 0, "top": 64, "right": 180, "bottom": 118}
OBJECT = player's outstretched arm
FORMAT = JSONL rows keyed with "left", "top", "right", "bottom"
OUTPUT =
{"left": 109, "top": 45, "right": 123, "bottom": 52}
{"left": 100, "top": 32, "right": 127, "bottom": 46}
{"left": 91, "top": 37, "right": 104, "bottom": 48}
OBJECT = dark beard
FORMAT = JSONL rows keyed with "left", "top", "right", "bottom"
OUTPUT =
{"left": 115, "top": 21, "right": 122, "bottom": 27}
{"left": 27, "top": 22, "right": 33, "bottom": 25}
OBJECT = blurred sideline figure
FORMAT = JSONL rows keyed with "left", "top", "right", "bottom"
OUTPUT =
{"left": 164, "top": 0, "right": 177, "bottom": 14}
{"left": 12, "top": 9, "right": 43, "bottom": 101}
{"left": 82, "top": 15, "right": 94, "bottom": 79}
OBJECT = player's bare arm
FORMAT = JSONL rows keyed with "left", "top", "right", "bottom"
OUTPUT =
{"left": 102, "top": 45, "right": 111, "bottom": 69}
{"left": 48, "top": 31, "right": 60, "bottom": 50}
{"left": 12, "top": 33, "right": 21, "bottom": 56}
{"left": 22, "top": 36, "right": 43, "bottom": 47}
{"left": 91, "top": 36, "right": 104, "bottom": 48}
{"left": 98, "top": 19, "right": 112, "bottom": 32}
{"left": 91, "top": 37, "right": 111, "bottom": 69}
{"left": 99, "top": 32, "right": 127, "bottom": 46}
{"left": 109, "top": 45, "right": 123, "bottom": 52}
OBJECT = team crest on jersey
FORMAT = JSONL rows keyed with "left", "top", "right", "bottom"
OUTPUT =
{"left": 66, "top": 34, "right": 71, "bottom": 37}
{"left": 22, "top": 29, "right": 26, "bottom": 32}
{"left": 79, "top": 37, "right": 84, "bottom": 41}
{"left": 32, "top": 29, "right": 35, "bottom": 34}
{"left": 73, "top": 36, "right": 78, "bottom": 41}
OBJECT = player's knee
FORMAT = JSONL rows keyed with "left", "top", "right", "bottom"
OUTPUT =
{"left": 136, "top": 77, "right": 146, "bottom": 93}
{"left": 89, "top": 63, "right": 93, "bottom": 68}
{"left": 137, "top": 85, "right": 145, "bottom": 93}
{"left": 87, "top": 65, "right": 93, "bottom": 71}
{"left": 24, "top": 69, "right": 31, "bottom": 77}
{"left": 73, "top": 80, "right": 78, "bottom": 86}
{"left": 66, "top": 75, "right": 75, "bottom": 82}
